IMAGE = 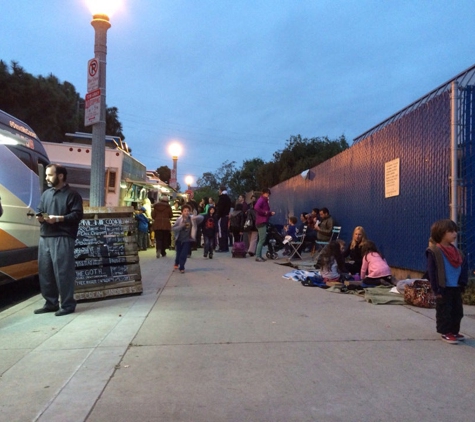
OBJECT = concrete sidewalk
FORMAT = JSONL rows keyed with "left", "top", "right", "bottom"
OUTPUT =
{"left": 1, "top": 248, "right": 475, "bottom": 422}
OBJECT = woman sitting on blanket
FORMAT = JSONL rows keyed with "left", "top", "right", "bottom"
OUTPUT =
{"left": 344, "top": 226, "right": 367, "bottom": 275}
{"left": 360, "top": 240, "right": 392, "bottom": 286}
{"left": 317, "top": 240, "right": 347, "bottom": 283}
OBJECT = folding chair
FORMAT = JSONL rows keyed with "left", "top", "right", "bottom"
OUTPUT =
{"left": 287, "top": 225, "right": 307, "bottom": 260}
{"left": 313, "top": 226, "right": 342, "bottom": 261}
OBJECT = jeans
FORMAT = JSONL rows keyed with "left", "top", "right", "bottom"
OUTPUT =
{"left": 203, "top": 235, "right": 215, "bottom": 256}
{"left": 175, "top": 240, "right": 191, "bottom": 270}
{"left": 436, "top": 287, "right": 464, "bottom": 335}
{"left": 256, "top": 224, "right": 267, "bottom": 258}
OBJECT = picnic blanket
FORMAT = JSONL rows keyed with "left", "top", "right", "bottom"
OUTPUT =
{"left": 363, "top": 286, "right": 405, "bottom": 305}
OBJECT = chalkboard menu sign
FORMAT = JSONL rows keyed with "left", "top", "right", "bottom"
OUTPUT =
{"left": 74, "top": 206, "right": 143, "bottom": 300}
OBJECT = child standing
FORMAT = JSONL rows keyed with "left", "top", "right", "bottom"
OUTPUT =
{"left": 135, "top": 207, "right": 150, "bottom": 251}
{"left": 426, "top": 219, "right": 468, "bottom": 344}
{"left": 202, "top": 205, "right": 218, "bottom": 259}
{"left": 360, "top": 241, "right": 392, "bottom": 285}
{"left": 172, "top": 205, "right": 193, "bottom": 273}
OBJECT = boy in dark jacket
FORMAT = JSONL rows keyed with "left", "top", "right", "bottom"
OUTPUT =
{"left": 426, "top": 219, "right": 468, "bottom": 344}
{"left": 202, "top": 205, "right": 218, "bottom": 259}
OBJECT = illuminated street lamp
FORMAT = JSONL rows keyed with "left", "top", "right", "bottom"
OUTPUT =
{"left": 185, "top": 175, "right": 194, "bottom": 189}
{"left": 168, "top": 142, "right": 182, "bottom": 190}
{"left": 86, "top": 0, "right": 118, "bottom": 206}
{"left": 185, "top": 175, "right": 194, "bottom": 201}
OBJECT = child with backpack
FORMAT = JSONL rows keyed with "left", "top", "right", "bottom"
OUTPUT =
{"left": 202, "top": 204, "right": 218, "bottom": 259}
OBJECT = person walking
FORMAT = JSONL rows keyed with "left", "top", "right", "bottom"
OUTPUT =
{"left": 172, "top": 204, "right": 203, "bottom": 273}
{"left": 170, "top": 200, "right": 181, "bottom": 250}
{"left": 202, "top": 204, "right": 218, "bottom": 259}
{"left": 34, "top": 164, "right": 83, "bottom": 316}
{"left": 215, "top": 186, "right": 232, "bottom": 252}
{"left": 244, "top": 195, "right": 258, "bottom": 256}
{"left": 151, "top": 195, "right": 173, "bottom": 258}
{"left": 426, "top": 219, "right": 468, "bottom": 344}
{"left": 254, "top": 188, "right": 275, "bottom": 262}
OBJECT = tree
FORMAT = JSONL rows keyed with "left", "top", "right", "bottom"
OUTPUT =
{"left": 196, "top": 172, "right": 219, "bottom": 191}
{"left": 229, "top": 158, "right": 264, "bottom": 195}
{"left": 0, "top": 60, "right": 125, "bottom": 142}
{"left": 156, "top": 165, "right": 171, "bottom": 184}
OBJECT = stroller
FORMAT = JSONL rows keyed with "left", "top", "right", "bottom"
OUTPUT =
{"left": 264, "top": 223, "right": 286, "bottom": 259}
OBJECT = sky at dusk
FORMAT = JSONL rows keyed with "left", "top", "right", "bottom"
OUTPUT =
{"left": 2, "top": 0, "right": 475, "bottom": 185}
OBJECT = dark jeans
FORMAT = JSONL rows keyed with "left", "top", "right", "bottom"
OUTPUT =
{"left": 436, "top": 287, "right": 464, "bottom": 335}
{"left": 218, "top": 216, "right": 229, "bottom": 251}
{"left": 154, "top": 230, "right": 171, "bottom": 256}
{"left": 203, "top": 235, "right": 215, "bottom": 256}
{"left": 175, "top": 240, "right": 191, "bottom": 271}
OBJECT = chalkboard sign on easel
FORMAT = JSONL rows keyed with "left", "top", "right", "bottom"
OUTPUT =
{"left": 74, "top": 206, "right": 143, "bottom": 300}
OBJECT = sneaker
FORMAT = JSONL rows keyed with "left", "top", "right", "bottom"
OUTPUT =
{"left": 209, "top": 254, "right": 213, "bottom": 259}
{"left": 180, "top": 269, "right": 185, "bottom": 274}
{"left": 156, "top": 251, "right": 160, "bottom": 259}
{"left": 255, "top": 257, "right": 266, "bottom": 262}
{"left": 441, "top": 333, "right": 459, "bottom": 344}
{"left": 173, "top": 265, "right": 179, "bottom": 270}
{"left": 203, "top": 253, "right": 208, "bottom": 258}
{"left": 455, "top": 333, "right": 465, "bottom": 341}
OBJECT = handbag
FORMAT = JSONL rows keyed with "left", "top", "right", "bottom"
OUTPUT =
{"left": 403, "top": 279, "right": 436, "bottom": 308}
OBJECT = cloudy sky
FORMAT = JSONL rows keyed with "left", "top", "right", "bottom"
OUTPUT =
{"left": 2, "top": 0, "right": 475, "bottom": 185}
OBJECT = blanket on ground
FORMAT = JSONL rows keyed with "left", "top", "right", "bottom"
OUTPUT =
{"left": 363, "top": 286, "right": 405, "bottom": 305}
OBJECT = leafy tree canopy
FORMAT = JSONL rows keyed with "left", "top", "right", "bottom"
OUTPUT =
{"left": 0, "top": 60, "right": 125, "bottom": 142}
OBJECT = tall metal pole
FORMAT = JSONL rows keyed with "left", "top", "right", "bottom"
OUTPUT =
{"left": 171, "top": 156, "right": 178, "bottom": 190}
{"left": 90, "top": 14, "right": 111, "bottom": 207}
{"left": 450, "top": 81, "right": 458, "bottom": 228}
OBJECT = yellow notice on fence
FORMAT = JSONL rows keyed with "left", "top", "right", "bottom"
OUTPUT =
{"left": 385, "top": 158, "right": 400, "bottom": 198}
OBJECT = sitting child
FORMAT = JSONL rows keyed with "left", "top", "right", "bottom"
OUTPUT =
{"left": 360, "top": 240, "right": 392, "bottom": 285}
{"left": 316, "top": 240, "right": 346, "bottom": 282}
{"left": 283, "top": 216, "right": 298, "bottom": 255}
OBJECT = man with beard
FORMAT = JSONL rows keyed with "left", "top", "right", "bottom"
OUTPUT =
{"left": 215, "top": 186, "right": 232, "bottom": 252}
{"left": 35, "top": 164, "right": 83, "bottom": 316}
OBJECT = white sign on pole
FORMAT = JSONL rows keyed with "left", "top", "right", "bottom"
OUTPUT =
{"left": 87, "top": 58, "right": 99, "bottom": 92}
{"left": 84, "top": 89, "right": 101, "bottom": 126}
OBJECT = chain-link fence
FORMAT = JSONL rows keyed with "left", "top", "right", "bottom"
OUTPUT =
{"left": 270, "top": 65, "right": 475, "bottom": 273}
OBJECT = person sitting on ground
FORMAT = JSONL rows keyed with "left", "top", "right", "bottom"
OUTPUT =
{"left": 316, "top": 240, "right": 347, "bottom": 282}
{"left": 344, "top": 226, "right": 367, "bottom": 275}
{"left": 282, "top": 216, "right": 298, "bottom": 256}
{"left": 316, "top": 207, "right": 334, "bottom": 242}
{"left": 360, "top": 240, "right": 392, "bottom": 286}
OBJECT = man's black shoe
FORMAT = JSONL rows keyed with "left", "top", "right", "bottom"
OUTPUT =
{"left": 55, "top": 309, "right": 75, "bottom": 316}
{"left": 34, "top": 306, "right": 59, "bottom": 314}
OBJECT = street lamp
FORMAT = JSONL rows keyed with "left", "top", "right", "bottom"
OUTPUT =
{"left": 86, "top": 1, "right": 118, "bottom": 206}
{"left": 168, "top": 142, "right": 182, "bottom": 190}
{"left": 185, "top": 175, "right": 194, "bottom": 189}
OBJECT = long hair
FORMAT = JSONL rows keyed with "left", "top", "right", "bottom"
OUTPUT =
{"left": 349, "top": 226, "right": 367, "bottom": 249}
{"left": 361, "top": 240, "right": 383, "bottom": 260}
{"left": 318, "top": 241, "right": 346, "bottom": 272}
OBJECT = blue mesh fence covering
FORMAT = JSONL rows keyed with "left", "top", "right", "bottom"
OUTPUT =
{"left": 269, "top": 89, "right": 474, "bottom": 273}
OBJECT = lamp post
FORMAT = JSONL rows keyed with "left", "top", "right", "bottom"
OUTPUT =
{"left": 168, "top": 142, "right": 182, "bottom": 190}
{"left": 185, "top": 175, "right": 194, "bottom": 200}
{"left": 87, "top": 1, "right": 114, "bottom": 207}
